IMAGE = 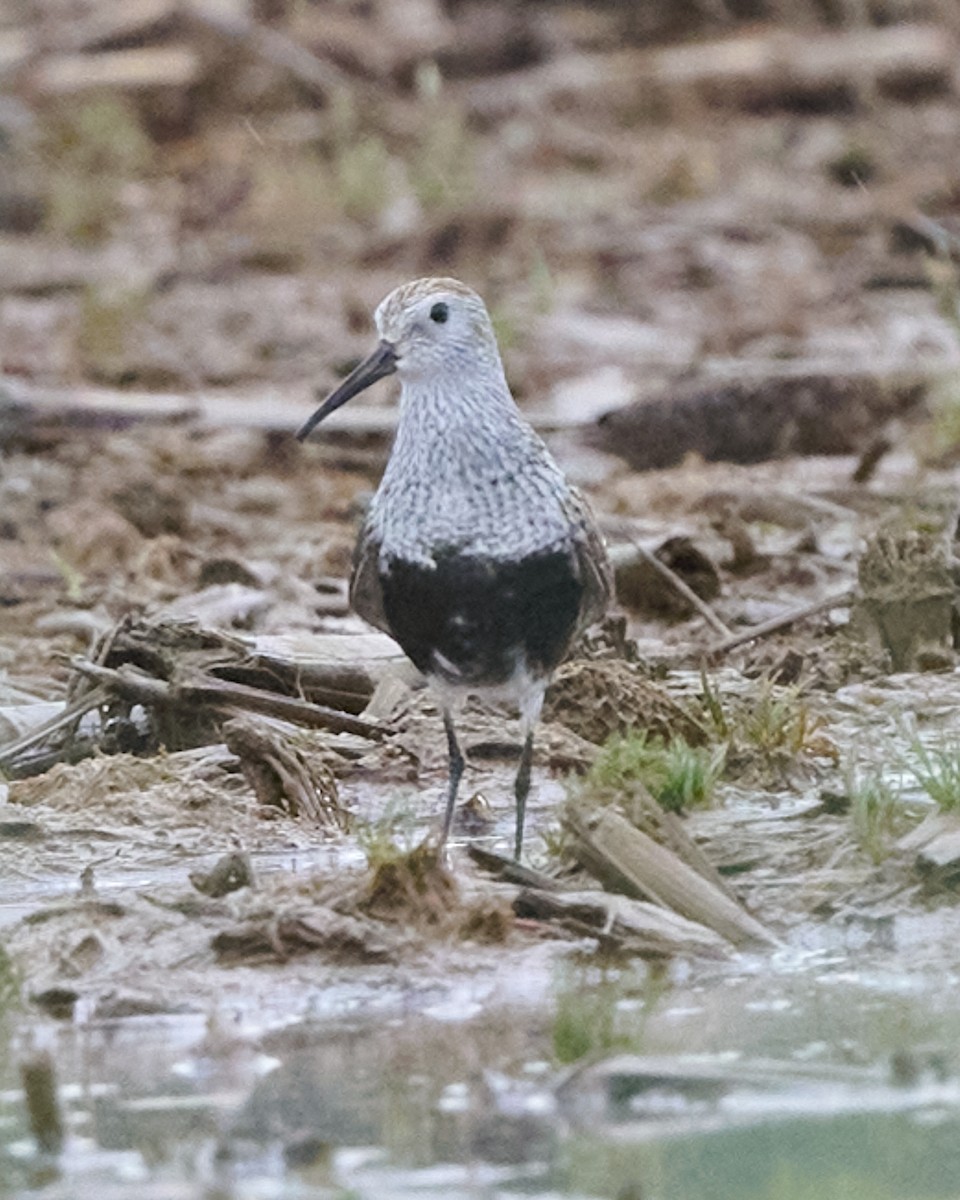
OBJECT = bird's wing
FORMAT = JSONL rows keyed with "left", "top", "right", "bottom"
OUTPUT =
{"left": 567, "top": 488, "right": 614, "bottom": 631}
{"left": 348, "top": 523, "right": 392, "bottom": 636}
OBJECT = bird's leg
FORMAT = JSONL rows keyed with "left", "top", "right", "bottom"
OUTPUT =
{"left": 440, "top": 709, "right": 465, "bottom": 846}
{"left": 514, "top": 683, "right": 545, "bottom": 861}
{"left": 513, "top": 729, "right": 534, "bottom": 861}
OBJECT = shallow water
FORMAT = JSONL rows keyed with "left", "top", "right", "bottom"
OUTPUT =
{"left": 7, "top": 671, "right": 960, "bottom": 1198}
{"left": 5, "top": 924, "right": 960, "bottom": 1200}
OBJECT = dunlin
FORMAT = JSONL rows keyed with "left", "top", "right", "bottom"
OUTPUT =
{"left": 297, "top": 278, "right": 611, "bottom": 859}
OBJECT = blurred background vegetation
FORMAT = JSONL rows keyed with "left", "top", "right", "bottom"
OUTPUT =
{"left": 1, "top": 0, "right": 959, "bottom": 412}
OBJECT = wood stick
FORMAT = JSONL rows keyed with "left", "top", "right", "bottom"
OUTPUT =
{"left": 515, "top": 886, "right": 728, "bottom": 958}
{"left": 566, "top": 807, "right": 776, "bottom": 949}
{"left": 70, "top": 660, "right": 385, "bottom": 740}
{"left": 622, "top": 538, "right": 732, "bottom": 637}
{"left": 706, "top": 588, "right": 854, "bottom": 657}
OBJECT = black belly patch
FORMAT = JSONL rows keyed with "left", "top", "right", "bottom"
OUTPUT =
{"left": 380, "top": 548, "right": 584, "bottom": 686}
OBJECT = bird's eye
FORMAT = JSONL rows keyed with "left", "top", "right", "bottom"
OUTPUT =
{"left": 429, "top": 302, "right": 449, "bottom": 324}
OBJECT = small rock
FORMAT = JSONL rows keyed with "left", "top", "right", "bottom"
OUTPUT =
{"left": 190, "top": 852, "right": 254, "bottom": 898}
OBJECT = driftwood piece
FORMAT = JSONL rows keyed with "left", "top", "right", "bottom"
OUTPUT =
{"left": 574, "top": 779, "right": 739, "bottom": 901}
{"left": 222, "top": 715, "right": 348, "bottom": 828}
{"left": 589, "top": 374, "right": 927, "bottom": 472}
{"left": 514, "top": 887, "right": 727, "bottom": 959}
{"left": 565, "top": 807, "right": 775, "bottom": 949}
{"left": 246, "top": 631, "right": 410, "bottom": 710}
{"left": 1, "top": 618, "right": 396, "bottom": 774}
{"left": 467, "top": 844, "right": 564, "bottom": 891}
{"left": 88, "top": 617, "right": 401, "bottom": 716}
{"left": 71, "top": 659, "right": 384, "bottom": 740}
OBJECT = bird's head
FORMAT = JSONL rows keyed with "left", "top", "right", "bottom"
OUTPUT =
{"left": 296, "top": 277, "right": 502, "bottom": 441}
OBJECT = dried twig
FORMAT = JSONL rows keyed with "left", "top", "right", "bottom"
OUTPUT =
{"left": 622, "top": 538, "right": 732, "bottom": 637}
{"left": 706, "top": 588, "right": 854, "bottom": 658}
{"left": 71, "top": 659, "right": 384, "bottom": 740}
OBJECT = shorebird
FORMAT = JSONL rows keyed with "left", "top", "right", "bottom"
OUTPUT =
{"left": 297, "top": 278, "right": 612, "bottom": 859}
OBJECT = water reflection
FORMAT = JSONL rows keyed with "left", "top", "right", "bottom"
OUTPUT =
{"left": 3, "top": 959, "right": 960, "bottom": 1199}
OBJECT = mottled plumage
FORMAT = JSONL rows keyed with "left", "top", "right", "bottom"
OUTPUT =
{"left": 298, "top": 277, "right": 611, "bottom": 858}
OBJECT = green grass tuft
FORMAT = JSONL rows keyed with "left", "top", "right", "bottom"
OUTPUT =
{"left": 41, "top": 96, "right": 153, "bottom": 244}
{"left": 409, "top": 62, "right": 476, "bottom": 213}
{"left": 848, "top": 768, "right": 902, "bottom": 863}
{"left": 699, "top": 672, "right": 835, "bottom": 781}
{"left": 584, "top": 731, "right": 724, "bottom": 814}
{"left": 334, "top": 135, "right": 392, "bottom": 221}
{"left": 552, "top": 963, "right": 662, "bottom": 1064}
{"left": 355, "top": 795, "right": 421, "bottom": 865}
{"left": 907, "top": 735, "right": 960, "bottom": 812}
{"left": 0, "top": 942, "right": 21, "bottom": 1019}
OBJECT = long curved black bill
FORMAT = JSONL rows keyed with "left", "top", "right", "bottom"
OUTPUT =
{"left": 296, "top": 340, "right": 398, "bottom": 442}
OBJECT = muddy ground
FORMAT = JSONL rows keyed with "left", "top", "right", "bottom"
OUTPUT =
{"left": 5, "top": 1, "right": 960, "bottom": 1197}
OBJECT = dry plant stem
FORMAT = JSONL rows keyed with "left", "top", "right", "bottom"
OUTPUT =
{"left": 71, "top": 659, "right": 384, "bottom": 740}
{"left": 706, "top": 588, "right": 855, "bottom": 658}
{"left": 624, "top": 538, "right": 732, "bottom": 637}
